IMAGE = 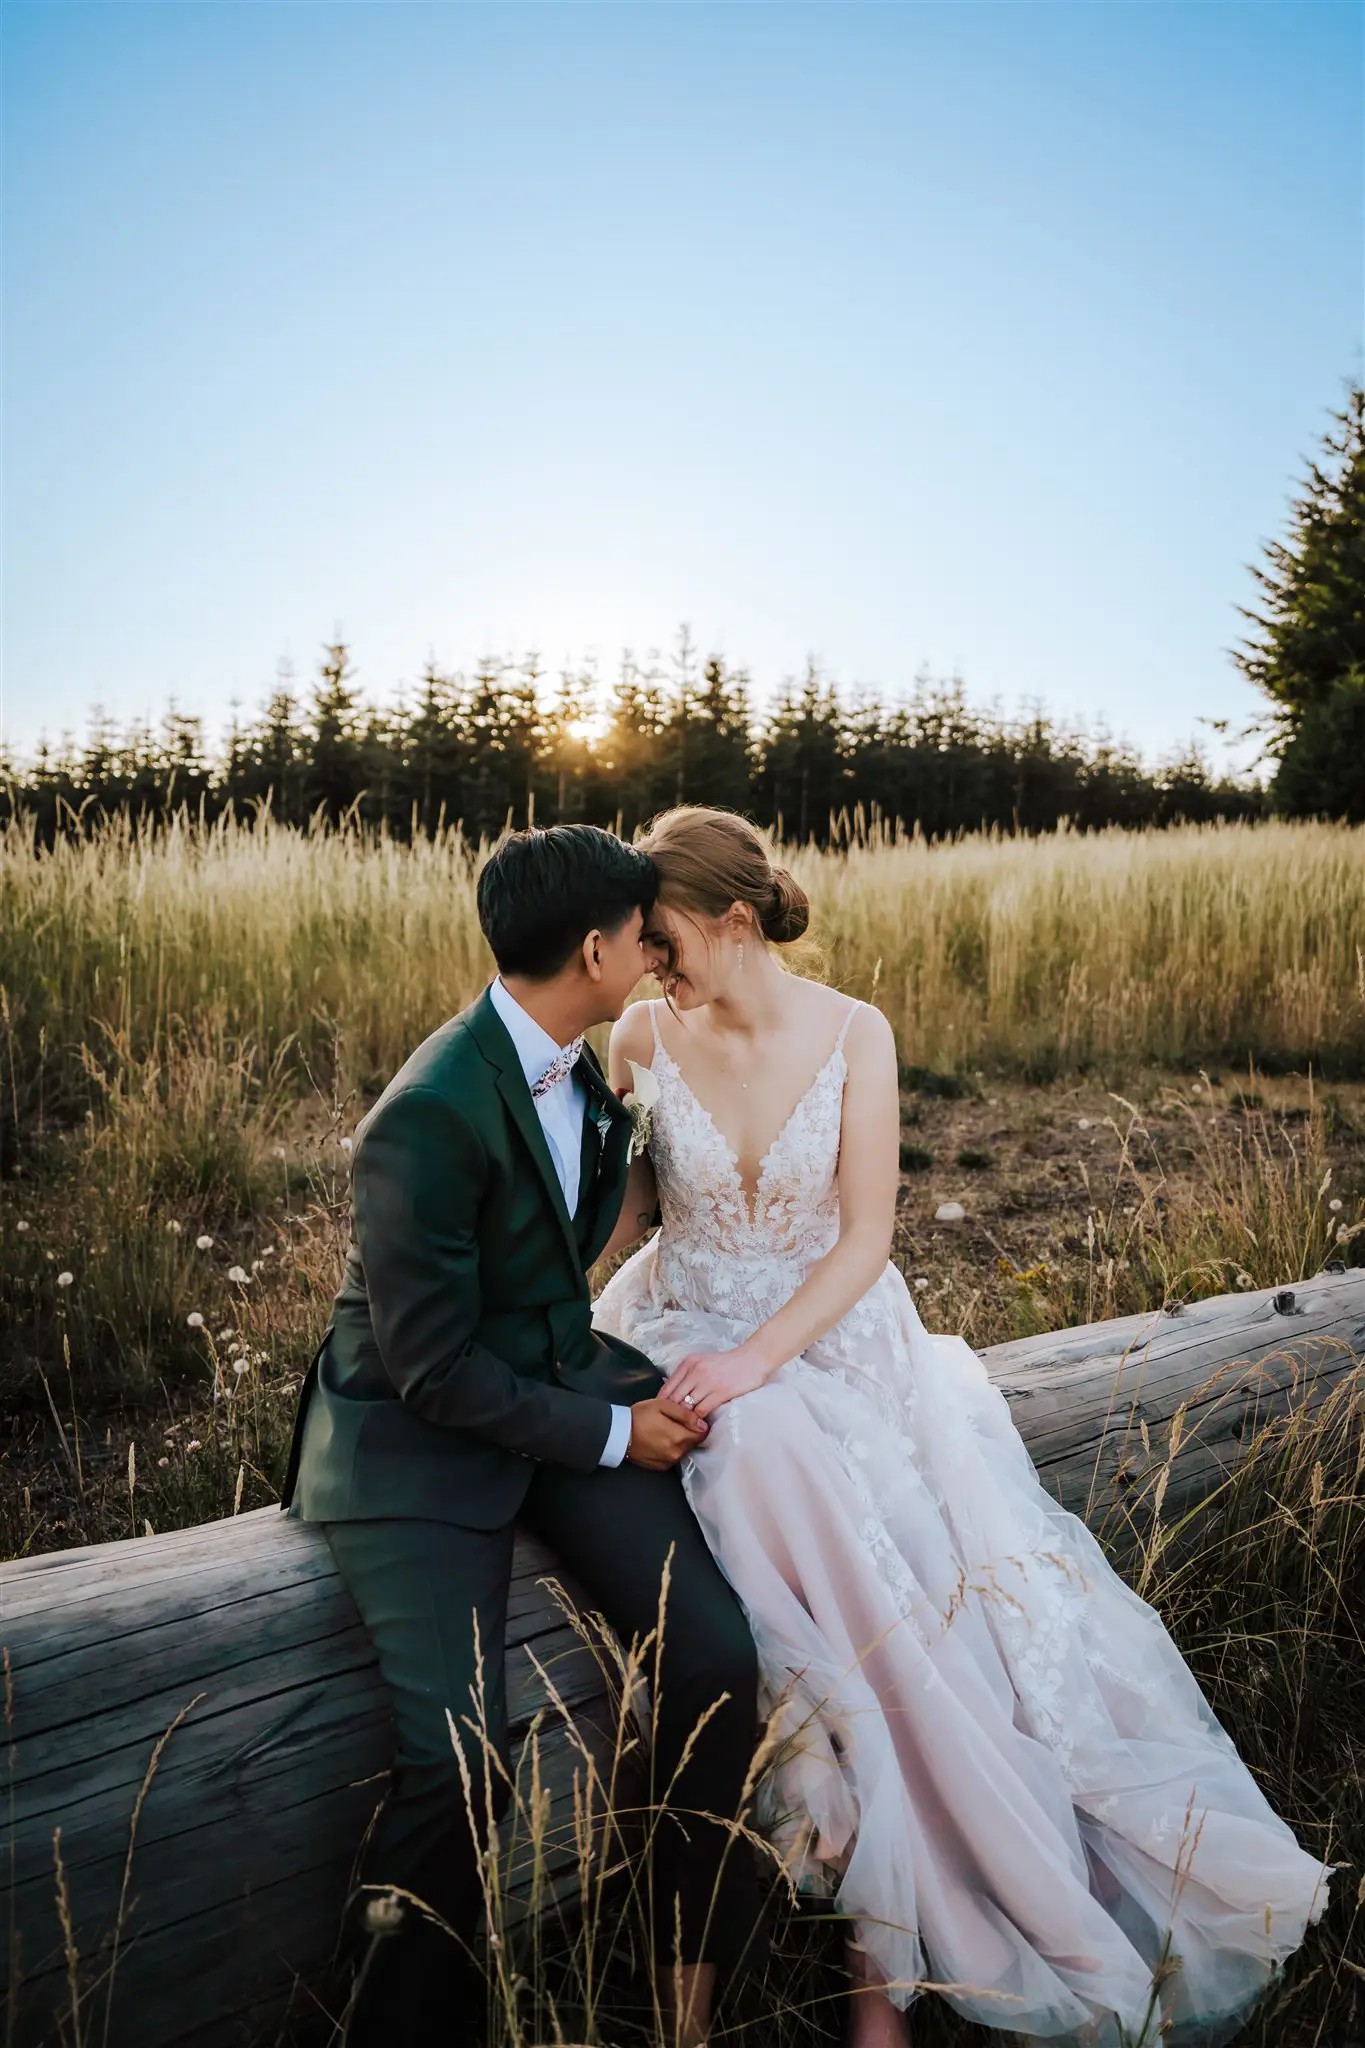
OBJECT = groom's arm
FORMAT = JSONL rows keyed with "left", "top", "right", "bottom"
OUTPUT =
{"left": 352, "top": 1085, "right": 615, "bottom": 1470}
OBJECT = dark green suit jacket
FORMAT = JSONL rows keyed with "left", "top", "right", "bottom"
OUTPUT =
{"left": 279, "top": 984, "right": 663, "bottom": 1530}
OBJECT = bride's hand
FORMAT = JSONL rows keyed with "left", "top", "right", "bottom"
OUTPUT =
{"left": 665, "top": 1344, "right": 775, "bottom": 1422}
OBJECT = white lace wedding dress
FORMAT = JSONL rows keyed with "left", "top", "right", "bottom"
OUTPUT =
{"left": 590, "top": 997, "right": 1336, "bottom": 2048}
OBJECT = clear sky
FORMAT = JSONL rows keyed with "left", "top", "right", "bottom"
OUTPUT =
{"left": 3, "top": 1, "right": 1360, "bottom": 779}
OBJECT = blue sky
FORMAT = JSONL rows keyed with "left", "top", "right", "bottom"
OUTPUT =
{"left": 3, "top": 1, "right": 1360, "bottom": 779}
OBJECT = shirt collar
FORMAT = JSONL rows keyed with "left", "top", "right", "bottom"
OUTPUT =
{"left": 488, "top": 975, "right": 578, "bottom": 1093}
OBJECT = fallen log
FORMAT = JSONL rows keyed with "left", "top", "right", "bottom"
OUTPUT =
{"left": 4, "top": 1268, "right": 1362, "bottom": 2048}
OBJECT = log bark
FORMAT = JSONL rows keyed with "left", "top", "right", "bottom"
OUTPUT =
{"left": 4, "top": 1269, "right": 1362, "bottom": 2048}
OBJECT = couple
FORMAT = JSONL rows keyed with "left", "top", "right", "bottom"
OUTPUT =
{"left": 281, "top": 806, "right": 1334, "bottom": 2048}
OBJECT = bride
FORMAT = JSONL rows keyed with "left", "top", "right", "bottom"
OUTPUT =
{"left": 590, "top": 804, "right": 1336, "bottom": 2048}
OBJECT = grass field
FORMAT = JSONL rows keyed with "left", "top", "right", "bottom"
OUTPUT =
{"left": 2, "top": 807, "right": 1364, "bottom": 2046}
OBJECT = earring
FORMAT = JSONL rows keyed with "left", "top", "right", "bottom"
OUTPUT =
{"left": 737, "top": 940, "right": 745, "bottom": 972}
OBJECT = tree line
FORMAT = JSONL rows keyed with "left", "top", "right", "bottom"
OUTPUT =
{"left": 4, "top": 386, "right": 1360, "bottom": 845}
{"left": 0, "top": 637, "right": 1267, "bottom": 847}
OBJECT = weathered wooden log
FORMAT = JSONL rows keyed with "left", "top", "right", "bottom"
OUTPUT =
{"left": 4, "top": 1269, "right": 1362, "bottom": 2048}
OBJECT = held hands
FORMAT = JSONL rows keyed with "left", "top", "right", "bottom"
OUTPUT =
{"left": 663, "top": 1343, "right": 776, "bottom": 1422}
{"left": 626, "top": 1394, "right": 709, "bottom": 1471}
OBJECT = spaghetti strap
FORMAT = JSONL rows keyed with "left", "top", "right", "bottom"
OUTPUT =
{"left": 834, "top": 997, "right": 861, "bottom": 1055}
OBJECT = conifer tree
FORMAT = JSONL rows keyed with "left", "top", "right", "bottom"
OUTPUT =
{"left": 543, "top": 660, "right": 599, "bottom": 823}
{"left": 1231, "top": 383, "right": 1365, "bottom": 821}
{"left": 405, "top": 659, "right": 468, "bottom": 834}
{"left": 685, "top": 654, "right": 755, "bottom": 814}
{"left": 306, "top": 639, "right": 367, "bottom": 825}
{"left": 600, "top": 653, "right": 673, "bottom": 833}
{"left": 248, "top": 660, "right": 309, "bottom": 823}
{"left": 757, "top": 661, "right": 845, "bottom": 844}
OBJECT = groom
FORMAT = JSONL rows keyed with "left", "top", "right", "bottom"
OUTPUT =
{"left": 279, "top": 823, "right": 763, "bottom": 2048}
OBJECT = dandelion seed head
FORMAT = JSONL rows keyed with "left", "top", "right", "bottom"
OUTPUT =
{"left": 1077, "top": 1117, "right": 1091, "bottom": 1130}
{"left": 1328, "top": 1197, "right": 1343, "bottom": 1213}
{"left": 186, "top": 1312, "right": 205, "bottom": 1329}
{"left": 227, "top": 1266, "right": 251, "bottom": 1285}
{"left": 363, "top": 1892, "right": 405, "bottom": 1936}
{"left": 339, "top": 1135, "right": 354, "bottom": 1153}
{"left": 56, "top": 1270, "right": 74, "bottom": 1288}
{"left": 233, "top": 1358, "right": 249, "bottom": 1376}
{"left": 196, "top": 1234, "right": 215, "bottom": 1251}
{"left": 15, "top": 1219, "right": 30, "bottom": 1234}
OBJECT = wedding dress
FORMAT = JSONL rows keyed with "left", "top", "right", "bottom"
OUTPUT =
{"left": 590, "top": 996, "right": 1337, "bottom": 2048}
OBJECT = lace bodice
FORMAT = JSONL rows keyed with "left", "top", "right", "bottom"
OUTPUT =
{"left": 645, "top": 997, "right": 859, "bottom": 1322}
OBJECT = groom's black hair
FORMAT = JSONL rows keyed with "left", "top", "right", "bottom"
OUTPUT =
{"left": 477, "top": 824, "right": 657, "bottom": 978}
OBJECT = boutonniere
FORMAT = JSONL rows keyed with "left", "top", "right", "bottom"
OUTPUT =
{"left": 619, "top": 1059, "right": 660, "bottom": 1164}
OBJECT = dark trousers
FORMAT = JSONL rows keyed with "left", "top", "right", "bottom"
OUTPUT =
{"left": 320, "top": 1456, "right": 763, "bottom": 2047}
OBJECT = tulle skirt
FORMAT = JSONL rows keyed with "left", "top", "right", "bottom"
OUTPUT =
{"left": 591, "top": 1240, "right": 1338, "bottom": 2047}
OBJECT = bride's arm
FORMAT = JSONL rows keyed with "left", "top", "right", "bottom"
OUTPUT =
{"left": 665, "top": 1002, "right": 902, "bottom": 1419}
{"left": 595, "top": 1001, "right": 661, "bottom": 1263}
{"left": 597, "top": 1150, "right": 659, "bottom": 1262}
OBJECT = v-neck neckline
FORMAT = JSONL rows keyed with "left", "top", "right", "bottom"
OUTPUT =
{"left": 650, "top": 997, "right": 857, "bottom": 1230}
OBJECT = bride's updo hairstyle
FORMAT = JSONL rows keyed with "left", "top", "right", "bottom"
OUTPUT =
{"left": 635, "top": 805, "right": 814, "bottom": 952}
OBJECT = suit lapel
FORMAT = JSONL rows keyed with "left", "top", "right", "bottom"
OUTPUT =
{"left": 465, "top": 986, "right": 585, "bottom": 1282}
{"left": 574, "top": 1102, "right": 600, "bottom": 1240}
{"left": 575, "top": 1042, "right": 632, "bottom": 1266}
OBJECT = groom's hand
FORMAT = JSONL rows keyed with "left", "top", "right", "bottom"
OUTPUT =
{"left": 626, "top": 1395, "right": 709, "bottom": 1470}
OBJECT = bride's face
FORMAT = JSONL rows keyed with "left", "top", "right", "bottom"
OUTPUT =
{"left": 640, "top": 901, "right": 731, "bottom": 1009}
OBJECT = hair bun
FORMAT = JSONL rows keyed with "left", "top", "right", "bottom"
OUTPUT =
{"left": 760, "top": 865, "right": 810, "bottom": 945}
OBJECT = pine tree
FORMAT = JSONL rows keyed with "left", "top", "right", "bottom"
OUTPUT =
{"left": 666, "top": 623, "right": 702, "bottom": 807}
{"left": 756, "top": 661, "right": 846, "bottom": 844}
{"left": 464, "top": 653, "right": 543, "bottom": 835}
{"left": 600, "top": 654, "right": 673, "bottom": 833}
{"left": 1231, "top": 383, "right": 1365, "bottom": 820}
{"left": 405, "top": 659, "right": 469, "bottom": 835}
{"left": 306, "top": 638, "right": 367, "bottom": 825}
{"left": 685, "top": 655, "right": 755, "bottom": 814}
{"left": 246, "top": 660, "right": 309, "bottom": 823}
{"left": 159, "top": 699, "right": 211, "bottom": 816}
{"left": 542, "top": 660, "right": 599, "bottom": 824}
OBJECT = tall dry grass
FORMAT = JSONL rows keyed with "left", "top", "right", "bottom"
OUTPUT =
{"left": 3, "top": 805, "right": 1363, "bottom": 1544}
{"left": 3, "top": 811, "right": 1363, "bottom": 1144}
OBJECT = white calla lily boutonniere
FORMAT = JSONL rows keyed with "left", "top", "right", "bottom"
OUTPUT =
{"left": 621, "top": 1058, "right": 660, "bottom": 1163}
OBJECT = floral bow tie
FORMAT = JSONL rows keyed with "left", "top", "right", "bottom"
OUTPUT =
{"left": 531, "top": 1037, "right": 585, "bottom": 1100}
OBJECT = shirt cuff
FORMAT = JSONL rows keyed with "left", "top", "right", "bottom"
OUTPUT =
{"left": 598, "top": 1402, "right": 633, "bottom": 1468}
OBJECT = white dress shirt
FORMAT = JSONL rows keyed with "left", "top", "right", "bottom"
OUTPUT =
{"left": 488, "top": 976, "right": 632, "bottom": 1470}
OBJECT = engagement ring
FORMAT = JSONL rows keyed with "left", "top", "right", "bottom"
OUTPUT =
{"left": 682, "top": 1393, "right": 696, "bottom": 1407}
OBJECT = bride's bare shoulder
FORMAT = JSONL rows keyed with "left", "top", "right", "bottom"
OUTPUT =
{"left": 787, "top": 979, "right": 889, "bottom": 1042}
{"left": 785, "top": 983, "right": 897, "bottom": 1085}
{"left": 607, "top": 997, "right": 655, "bottom": 1086}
